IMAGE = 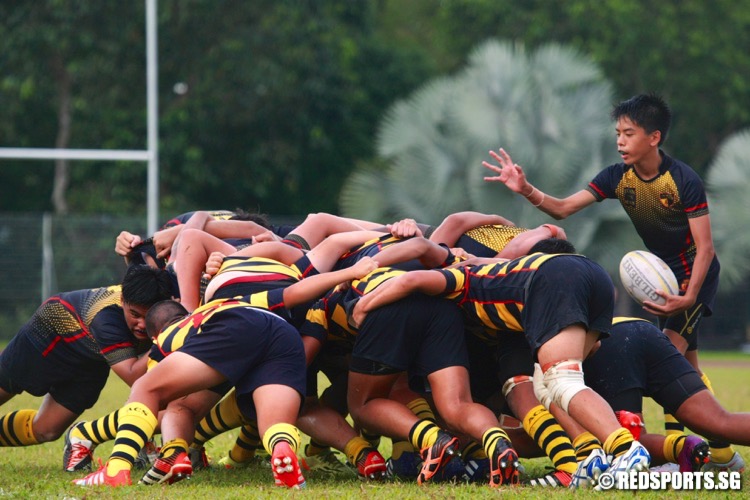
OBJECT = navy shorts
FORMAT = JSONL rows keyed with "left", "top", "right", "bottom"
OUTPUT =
{"left": 178, "top": 307, "right": 306, "bottom": 420}
{"left": 522, "top": 257, "right": 614, "bottom": 357}
{"left": 350, "top": 294, "right": 468, "bottom": 376}
{"left": 0, "top": 332, "right": 109, "bottom": 415}
{"left": 584, "top": 319, "right": 706, "bottom": 415}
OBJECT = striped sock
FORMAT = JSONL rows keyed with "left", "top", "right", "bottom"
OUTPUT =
{"left": 0, "top": 410, "right": 38, "bottom": 446}
{"left": 603, "top": 428, "right": 634, "bottom": 459}
{"left": 71, "top": 410, "right": 119, "bottom": 445}
{"left": 228, "top": 422, "right": 262, "bottom": 462}
{"left": 107, "top": 402, "right": 157, "bottom": 475}
{"left": 262, "top": 423, "right": 301, "bottom": 455}
{"left": 573, "top": 432, "right": 602, "bottom": 461}
{"left": 522, "top": 405, "right": 577, "bottom": 474}
{"left": 700, "top": 372, "right": 734, "bottom": 462}
{"left": 409, "top": 420, "right": 440, "bottom": 450}
{"left": 193, "top": 389, "right": 244, "bottom": 448}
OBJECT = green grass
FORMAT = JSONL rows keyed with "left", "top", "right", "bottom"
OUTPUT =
{"left": 0, "top": 355, "right": 748, "bottom": 498}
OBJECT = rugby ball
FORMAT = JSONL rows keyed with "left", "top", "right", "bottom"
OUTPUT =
{"left": 619, "top": 250, "right": 679, "bottom": 306}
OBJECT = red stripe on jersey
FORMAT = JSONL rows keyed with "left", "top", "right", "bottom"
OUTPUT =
{"left": 685, "top": 202, "right": 708, "bottom": 213}
{"left": 100, "top": 341, "right": 134, "bottom": 354}
{"left": 41, "top": 297, "right": 90, "bottom": 357}
{"left": 588, "top": 182, "right": 607, "bottom": 198}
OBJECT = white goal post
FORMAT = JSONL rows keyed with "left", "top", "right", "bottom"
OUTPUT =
{"left": 0, "top": 0, "right": 160, "bottom": 235}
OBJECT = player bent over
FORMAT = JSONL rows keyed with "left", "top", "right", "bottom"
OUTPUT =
{"left": 74, "top": 299, "right": 308, "bottom": 489}
{"left": 583, "top": 317, "right": 750, "bottom": 473}
{"left": 347, "top": 275, "right": 521, "bottom": 487}
{"left": 354, "top": 253, "right": 653, "bottom": 488}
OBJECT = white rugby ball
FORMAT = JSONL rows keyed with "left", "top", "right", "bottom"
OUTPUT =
{"left": 619, "top": 250, "right": 679, "bottom": 306}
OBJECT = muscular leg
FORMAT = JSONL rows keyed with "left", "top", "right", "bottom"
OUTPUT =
{"left": 0, "top": 390, "right": 79, "bottom": 445}
{"left": 428, "top": 366, "right": 499, "bottom": 442}
{"left": 347, "top": 372, "right": 415, "bottom": 439}
{"left": 675, "top": 390, "right": 750, "bottom": 446}
{"left": 536, "top": 326, "right": 622, "bottom": 442}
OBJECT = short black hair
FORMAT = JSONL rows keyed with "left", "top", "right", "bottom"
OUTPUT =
{"left": 528, "top": 238, "right": 576, "bottom": 255}
{"left": 145, "top": 300, "right": 188, "bottom": 338}
{"left": 611, "top": 93, "right": 671, "bottom": 146}
{"left": 230, "top": 208, "right": 271, "bottom": 228}
{"left": 121, "top": 265, "right": 173, "bottom": 307}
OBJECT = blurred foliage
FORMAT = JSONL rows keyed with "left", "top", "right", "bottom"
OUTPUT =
{"left": 2, "top": 1, "right": 750, "bottom": 216}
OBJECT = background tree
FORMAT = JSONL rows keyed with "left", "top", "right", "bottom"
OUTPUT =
{"left": 341, "top": 39, "right": 642, "bottom": 274}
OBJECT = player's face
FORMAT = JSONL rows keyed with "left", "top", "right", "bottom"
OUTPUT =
{"left": 615, "top": 116, "right": 660, "bottom": 165}
{"left": 122, "top": 301, "right": 150, "bottom": 339}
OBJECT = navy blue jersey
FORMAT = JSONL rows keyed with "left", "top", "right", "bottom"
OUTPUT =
{"left": 586, "top": 152, "right": 719, "bottom": 284}
{"left": 23, "top": 285, "right": 149, "bottom": 366}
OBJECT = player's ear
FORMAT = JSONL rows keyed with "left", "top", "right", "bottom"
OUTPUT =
{"left": 649, "top": 129, "right": 661, "bottom": 147}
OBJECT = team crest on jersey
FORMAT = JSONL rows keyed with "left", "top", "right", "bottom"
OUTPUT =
{"left": 659, "top": 192, "right": 675, "bottom": 208}
{"left": 623, "top": 188, "right": 636, "bottom": 207}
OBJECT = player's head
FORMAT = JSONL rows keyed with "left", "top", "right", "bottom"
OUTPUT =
{"left": 528, "top": 238, "right": 576, "bottom": 255}
{"left": 146, "top": 299, "right": 188, "bottom": 338}
{"left": 122, "top": 265, "right": 173, "bottom": 306}
{"left": 121, "top": 265, "right": 174, "bottom": 338}
{"left": 611, "top": 93, "right": 671, "bottom": 146}
{"left": 230, "top": 208, "right": 271, "bottom": 228}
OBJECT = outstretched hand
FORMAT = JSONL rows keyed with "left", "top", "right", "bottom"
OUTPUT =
{"left": 482, "top": 148, "right": 532, "bottom": 196}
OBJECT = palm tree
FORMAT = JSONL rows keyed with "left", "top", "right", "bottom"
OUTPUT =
{"left": 340, "top": 39, "right": 641, "bottom": 275}
{"left": 706, "top": 130, "right": 750, "bottom": 290}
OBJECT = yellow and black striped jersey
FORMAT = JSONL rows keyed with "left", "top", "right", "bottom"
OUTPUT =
{"left": 216, "top": 256, "right": 304, "bottom": 282}
{"left": 300, "top": 267, "right": 407, "bottom": 345}
{"left": 435, "top": 253, "right": 566, "bottom": 337}
{"left": 148, "top": 296, "right": 284, "bottom": 369}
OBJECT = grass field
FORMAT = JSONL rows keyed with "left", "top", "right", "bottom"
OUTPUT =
{"left": 0, "top": 352, "right": 748, "bottom": 498}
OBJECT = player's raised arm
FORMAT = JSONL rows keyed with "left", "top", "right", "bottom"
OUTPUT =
{"left": 483, "top": 147, "right": 596, "bottom": 219}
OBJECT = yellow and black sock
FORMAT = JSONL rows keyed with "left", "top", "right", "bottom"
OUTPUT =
{"left": 227, "top": 421, "right": 262, "bottom": 463}
{"left": 71, "top": 409, "right": 119, "bottom": 445}
{"left": 262, "top": 423, "right": 301, "bottom": 455}
{"left": 699, "top": 372, "right": 734, "bottom": 462}
{"left": 344, "top": 436, "right": 372, "bottom": 466}
{"left": 462, "top": 440, "right": 487, "bottom": 460}
{"left": 522, "top": 405, "right": 577, "bottom": 474}
{"left": 360, "top": 429, "right": 381, "bottom": 449}
{"left": 193, "top": 389, "right": 245, "bottom": 448}
{"left": 573, "top": 432, "right": 602, "bottom": 461}
{"left": 603, "top": 428, "right": 634, "bottom": 459}
{"left": 663, "top": 433, "right": 687, "bottom": 463}
{"left": 406, "top": 398, "right": 436, "bottom": 421}
{"left": 305, "top": 438, "right": 330, "bottom": 457}
{"left": 108, "top": 402, "right": 158, "bottom": 475}
{"left": 664, "top": 413, "right": 684, "bottom": 435}
{"left": 161, "top": 438, "right": 189, "bottom": 459}
{"left": 0, "top": 410, "right": 38, "bottom": 446}
{"left": 482, "top": 427, "right": 512, "bottom": 459}
{"left": 409, "top": 420, "right": 440, "bottom": 451}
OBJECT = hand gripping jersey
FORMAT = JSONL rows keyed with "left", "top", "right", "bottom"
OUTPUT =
{"left": 300, "top": 267, "right": 408, "bottom": 346}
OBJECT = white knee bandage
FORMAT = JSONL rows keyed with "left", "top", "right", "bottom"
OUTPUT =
{"left": 532, "top": 363, "right": 554, "bottom": 410}
{"left": 541, "top": 360, "right": 586, "bottom": 413}
{"left": 501, "top": 375, "right": 532, "bottom": 398}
